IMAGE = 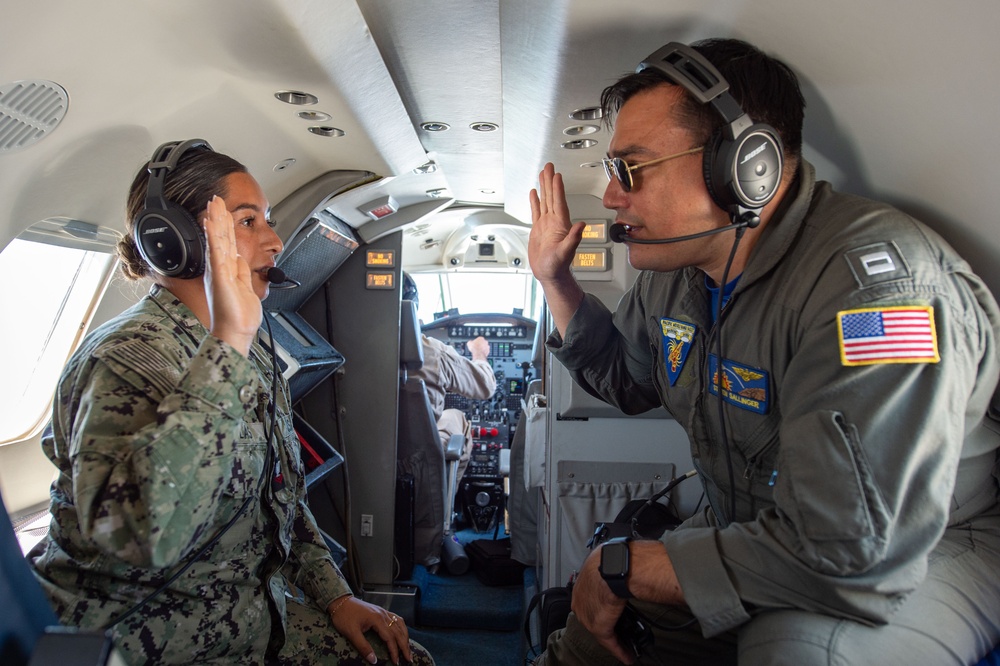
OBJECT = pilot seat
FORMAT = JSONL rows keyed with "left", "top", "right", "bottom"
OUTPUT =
{"left": 396, "top": 299, "right": 468, "bottom": 575}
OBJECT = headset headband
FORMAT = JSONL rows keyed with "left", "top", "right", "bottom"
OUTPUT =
{"left": 143, "top": 138, "right": 213, "bottom": 212}
{"left": 637, "top": 42, "right": 751, "bottom": 140}
{"left": 635, "top": 41, "right": 783, "bottom": 218}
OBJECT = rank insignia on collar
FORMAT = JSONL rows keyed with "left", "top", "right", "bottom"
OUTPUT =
{"left": 660, "top": 318, "right": 696, "bottom": 386}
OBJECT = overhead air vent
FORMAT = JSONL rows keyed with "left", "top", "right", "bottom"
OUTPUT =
{"left": 0, "top": 80, "right": 69, "bottom": 153}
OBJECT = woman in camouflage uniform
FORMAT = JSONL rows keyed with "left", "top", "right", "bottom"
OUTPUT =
{"left": 29, "top": 141, "right": 433, "bottom": 665}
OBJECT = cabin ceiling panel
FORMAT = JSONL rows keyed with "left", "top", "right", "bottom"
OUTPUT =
{"left": 0, "top": 0, "right": 414, "bottom": 240}
{"left": 357, "top": 0, "right": 505, "bottom": 206}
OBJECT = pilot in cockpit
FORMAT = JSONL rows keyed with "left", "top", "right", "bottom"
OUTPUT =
{"left": 403, "top": 272, "right": 498, "bottom": 490}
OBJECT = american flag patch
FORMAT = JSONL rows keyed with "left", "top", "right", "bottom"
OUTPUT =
{"left": 837, "top": 306, "right": 939, "bottom": 366}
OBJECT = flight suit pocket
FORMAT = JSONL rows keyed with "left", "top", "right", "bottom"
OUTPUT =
{"left": 777, "top": 410, "right": 890, "bottom": 572}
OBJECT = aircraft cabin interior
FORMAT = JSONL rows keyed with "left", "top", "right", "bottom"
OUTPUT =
{"left": 1, "top": 1, "right": 999, "bottom": 665}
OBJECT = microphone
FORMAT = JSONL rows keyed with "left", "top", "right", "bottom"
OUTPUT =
{"left": 263, "top": 266, "right": 301, "bottom": 290}
{"left": 609, "top": 213, "right": 760, "bottom": 245}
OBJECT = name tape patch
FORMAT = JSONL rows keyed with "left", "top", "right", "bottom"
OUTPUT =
{"left": 707, "top": 355, "right": 769, "bottom": 414}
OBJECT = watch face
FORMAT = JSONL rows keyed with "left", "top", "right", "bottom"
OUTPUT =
{"left": 601, "top": 542, "right": 629, "bottom": 577}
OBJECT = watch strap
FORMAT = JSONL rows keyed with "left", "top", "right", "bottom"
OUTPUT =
{"left": 605, "top": 574, "right": 632, "bottom": 599}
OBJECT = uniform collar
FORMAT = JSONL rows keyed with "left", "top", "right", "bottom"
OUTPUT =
{"left": 670, "top": 161, "right": 816, "bottom": 306}
{"left": 148, "top": 283, "right": 207, "bottom": 335}
{"left": 738, "top": 160, "right": 817, "bottom": 288}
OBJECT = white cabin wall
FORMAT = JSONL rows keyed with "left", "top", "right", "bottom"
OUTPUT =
{"left": 534, "top": 194, "right": 700, "bottom": 589}
{"left": 0, "top": 436, "right": 53, "bottom": 516}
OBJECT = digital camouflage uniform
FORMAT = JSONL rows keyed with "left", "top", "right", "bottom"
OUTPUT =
{"left": 29, "top": 285, "right": 433, "bottom": 665}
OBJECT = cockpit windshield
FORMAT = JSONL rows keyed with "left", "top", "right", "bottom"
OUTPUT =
{"left": 411, "top": 272, "right": 540, "bottom": 323}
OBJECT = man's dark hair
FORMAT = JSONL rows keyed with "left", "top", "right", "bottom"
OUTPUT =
{"left": 601, "top": 38, "right": 805, "bottom": 163}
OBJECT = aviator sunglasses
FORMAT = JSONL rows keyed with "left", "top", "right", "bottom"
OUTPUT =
{"left": 601, "top": 146, "right": 704, "bottom": 192}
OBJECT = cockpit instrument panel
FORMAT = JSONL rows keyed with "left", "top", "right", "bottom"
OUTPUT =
{"left": 422, "top": 312, "right": 537, "bottom": 532}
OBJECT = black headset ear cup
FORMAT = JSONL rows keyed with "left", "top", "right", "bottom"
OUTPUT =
{"left": 703, "top": 124, "right": 783, "bottom": 214}
{"left": 133, "top": 199, "right": 206, "bottom": 279}
{"left": 133, "top": 139, "right": 212, "bottom": 279}
{"left": 702, "top": 128, "right": 730, "bottom": 211}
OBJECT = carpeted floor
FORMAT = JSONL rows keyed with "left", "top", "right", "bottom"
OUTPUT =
{"left": 401, "top": 529, "right": 535, "bottom": 666}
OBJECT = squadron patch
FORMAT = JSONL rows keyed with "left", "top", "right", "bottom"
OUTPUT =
{"left": 660, "top": 318, "right": 696, "bottom": 386}
{"left": 707, "top": 355, "right": 769, "bottom": 414}
{"left": 837, "top": 305, "right": 939, "bottom": 365}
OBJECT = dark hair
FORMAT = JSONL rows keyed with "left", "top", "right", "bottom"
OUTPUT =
{"left": 402, "top": 271, "right": 419, "bottom": 307}
{"left": 118, "top": 144, "right": 248, "bottom": 280}
{"left": 600, "top": 38, "right": 805, "bottom": 163}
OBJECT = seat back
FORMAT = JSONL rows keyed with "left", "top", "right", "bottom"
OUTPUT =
{"left": 399, "top": 299, "right": 424, "bottom": 382}
{"left": 396, "top": 300, "right": 447, "bottom": 568}
{"left": 397, "top": 377, "right": 448, "bottom": 568}
{"left": 0, "top": 491, "right": 57, "bottom": 665}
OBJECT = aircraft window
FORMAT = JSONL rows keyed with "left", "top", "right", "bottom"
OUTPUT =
{"left": 0, "top": 236, "right": 117, "bottom": 444}
{"left": 411, "top": 271, "right": 541, "bottom": 322}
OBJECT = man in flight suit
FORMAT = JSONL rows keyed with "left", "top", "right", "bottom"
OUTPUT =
{"left": 528, "top": 38, "right": 1000, "bottom": 665}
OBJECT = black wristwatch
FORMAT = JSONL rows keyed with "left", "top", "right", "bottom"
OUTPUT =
{"left": 599, "top": 536, "right": 633, "bottom": 598}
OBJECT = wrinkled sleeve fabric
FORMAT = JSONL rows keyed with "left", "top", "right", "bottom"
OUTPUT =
{"left": 281, "top": 403, "right": 351, "bottom": 608}
{"left": 546, "top": 280, "right": 663, "bottom": 415}
{"left": 287, "top": 498, "right": 351, "bottom": 609}
{"left": 432, "top": 337, "right": 498, "bottom": 400}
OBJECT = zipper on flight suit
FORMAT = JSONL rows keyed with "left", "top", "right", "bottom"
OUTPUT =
{"left": 696, "top": 290, "right": 740, "bottom": 522}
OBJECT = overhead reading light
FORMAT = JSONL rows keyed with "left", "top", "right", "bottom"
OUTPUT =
{"left": 421, "top": 121, "right": 450, "bottom": 132}
{"left": 470, "top": 122, "right": 499, "bottom": 132}
{"left": 563, "top": 125, "right": 599, "bottom": 136}
{"left": 298, "top": 111, "right": 332, "bottom": 122}
{"left": 413, "top": 161, "right": 438, "bottom": 174}
{"left": 561, "top": 139, "right": 598, "bottom": 149}
{"left": 426, "top": 188, "right": 449, "bottom": 198}
{"left": 579, "top": 161, "right": 602, "bottom": 169}
{"left": 275, "top": 90, "right": 318, "bottom": 105}
{"left": 308, "top": 126, "right": 345, "bottom": 138}
{"left": 359, "top": 195, "right": 399, "bottom": 220}
{"left": 569, "top": 106, "right": 603, "bottom": 121}
{"left": 273, "top": 158, "right": 297, "bottom": 172}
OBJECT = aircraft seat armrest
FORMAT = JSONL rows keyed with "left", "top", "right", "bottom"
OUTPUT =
{"left": 444, "top": 434, "right": 464, "bottom": 462}
{"left": 499, "top": 448, "right": 510, "bottom": 477}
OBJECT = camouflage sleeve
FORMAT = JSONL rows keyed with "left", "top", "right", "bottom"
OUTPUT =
{"left": 287, "top": 499, "right": 352, "bottom": 609}
{"left": 67, "top": 334, "right": 259, "bottom": 569}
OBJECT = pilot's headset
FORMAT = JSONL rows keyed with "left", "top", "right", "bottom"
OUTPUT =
{"left": 402, "top": 271, "right": 419, "bottom": 308}
{"left": 133, "top": 139, "right": 214, "bottom": 279}
{"left": 637, "top": 42, "right": 784, "bottom": 226}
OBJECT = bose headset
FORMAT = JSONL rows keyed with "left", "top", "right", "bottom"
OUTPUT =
{"left": 133, "top": 138, "right": 213, "bottom": 279}
{"left": 637, "top": 41, "right": 784, "bottom": 227}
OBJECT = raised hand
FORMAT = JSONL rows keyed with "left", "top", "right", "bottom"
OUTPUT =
{"left": 528, "top": 163, "right": 585, "bottom": 283}
{"left": 202, "top": 195, "right": 262, "bottom": 356}
{"left": 528, "top": 163, "right": 586, "bottom": 335}
{"left": 466, "top": 336, "right": 490, "bottom": 361}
